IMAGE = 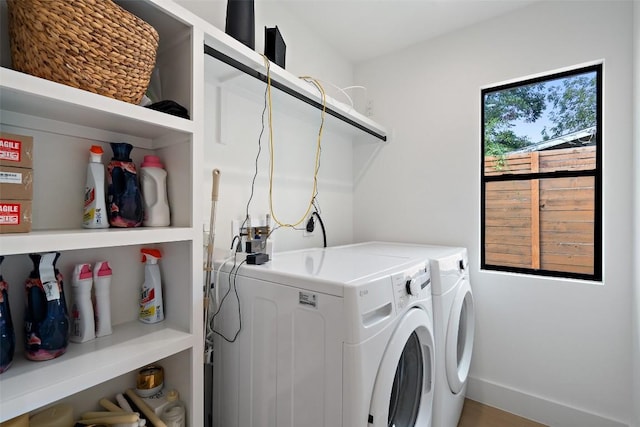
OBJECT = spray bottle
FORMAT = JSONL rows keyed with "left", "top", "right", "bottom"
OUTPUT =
{"left": 93, "top": 261, "right": 113, "bottom": 337}
{"left": 70, "top": 263, "right": 95, "bottom": 343}
{"left": 139, "top": 249, "right": 164, "bottom": 324}
{"left": 83, "top": 145, "right": 109, "bottom": 229}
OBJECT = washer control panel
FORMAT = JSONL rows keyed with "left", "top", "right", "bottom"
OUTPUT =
{"left": 391, "top": 263, "right": 431, "bottom": 310}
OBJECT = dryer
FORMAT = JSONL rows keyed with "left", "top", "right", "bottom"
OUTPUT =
{"left": 342, "top": 242, "right": 475, "bottom": 427}
{"left": 211, "top": 245, "right": 435, "bottom": 427}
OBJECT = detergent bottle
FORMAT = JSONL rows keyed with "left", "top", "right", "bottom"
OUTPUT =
{"left": 70, "top": 263, "right": 95, "bottom": 343}
{"left": 24, "top": 252, "right": 70, "bottom": 361}
{"left": 93, "top": 261, "right": 113, "bottom": 337}
{"left": 82, "top": 145, "right": 109, "bottom": 229}
{"left": 140, "top": 155, "right": 170, "bottom": 227}
{"left": 0, "top": 256, "right": 16, "bottom": 373}
{"left": 139, "top": 249, "right": 164, "bottom": 324}
{"left": 107, "top": 142, "right": 143, "bottom": 228}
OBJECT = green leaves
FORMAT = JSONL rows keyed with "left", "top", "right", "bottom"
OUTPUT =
{"left": 483, "top": 71, "right": 597, "bottom": 155}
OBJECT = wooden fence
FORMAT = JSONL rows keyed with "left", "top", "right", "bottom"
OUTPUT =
{"left": 484, "top": 146, "right": 596, "bottom": 275}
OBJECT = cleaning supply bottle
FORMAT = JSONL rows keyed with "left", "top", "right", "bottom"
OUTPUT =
{"left": 139, "top": 249, "right": 164, "bottom": 324}
{"left": 24, "top": 252, "right": 70, "bottom": 361}
{"left": 82, "top": 145, "right": 109, "bottom": 229}
{"left": 107, "top": 142, "right": 143, "bottom": 228}
{"left": 140, "top": 155, "right": 170, "bottom": 227}
{"left": 70, "top": 263, "right": 95, "bottom": 343}
{"left": 0, "top": 256, "right": 16, "bottom": 373}
{"left": 93, "top": 261, "right": 113, "bottom": 337}
{"left": 160, "top": 389, "right": 187, "bottom": 427}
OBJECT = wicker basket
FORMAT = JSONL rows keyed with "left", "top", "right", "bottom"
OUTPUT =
{"left": 7, "top": 0, "right": 159, "bottom": 105}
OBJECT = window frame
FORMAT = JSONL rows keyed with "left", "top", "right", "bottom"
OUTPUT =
{"left": 480, "top": 64, "right": 603, "bottom": 281}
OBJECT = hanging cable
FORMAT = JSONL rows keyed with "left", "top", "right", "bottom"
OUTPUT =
{"left": 312, "top": 210, "right": 327, "bottom": 247}
{"left": 207, "top": 255, "right": 245, "bottom": 344}
{"left": 262, "top": 55, "right": 327, "bottom": 229}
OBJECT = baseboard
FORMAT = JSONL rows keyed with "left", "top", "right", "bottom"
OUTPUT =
{"left": 466, "top": 376, "right": 628, "bottom": 427}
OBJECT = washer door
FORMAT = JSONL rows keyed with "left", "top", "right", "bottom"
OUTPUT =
{"left": 445, "top": 278, "right": 475, "bottom": 394}
{"left": 369, "top": 308, "right": 434, "bottom": 427}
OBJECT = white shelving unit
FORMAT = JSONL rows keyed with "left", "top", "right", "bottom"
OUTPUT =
{"left": 0, "top": 0, "right": 387, "bottom": 423}
{"left": 0, "top": 0, "right": 203, "bottom": 423}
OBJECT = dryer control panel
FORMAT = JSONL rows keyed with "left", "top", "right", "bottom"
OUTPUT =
{"left": 391, "top": 262, "right": 431, "bottom": 311}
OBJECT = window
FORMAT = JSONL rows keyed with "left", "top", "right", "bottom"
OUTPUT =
{"left": 481, "top": 64, "right": 602, "bottom": 280}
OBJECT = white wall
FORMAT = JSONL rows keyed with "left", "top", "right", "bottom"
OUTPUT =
{"left": 177, "top": 0, "right": 357, "bottom": 251}
{"left": 632, "top": 2, "right": 640, "bottom": 426}
{"left": 354, "top": 2, "right": 634, "bottom": 426}
{"left": 176, "top": 0, "right": 354, "bottom": 93}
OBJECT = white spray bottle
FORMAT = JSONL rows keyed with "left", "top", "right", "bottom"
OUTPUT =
{"left": 139, "top": 249, "right": 164, "bottom": 324}
{"left": 82, "top": 145, "right": 109, "bottom": 228}
{"left": 70, "top": 263, "right": 95, "bottom": 343}
{"left": 93, "top": 261, "right": 113, "bottom": 337}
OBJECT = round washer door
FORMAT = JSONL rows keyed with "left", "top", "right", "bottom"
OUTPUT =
{"left": 445, "top": 278, "right": 475, "bottom": 394}
{"left": 369, "top": 308, "right": 434, "bottom": 427}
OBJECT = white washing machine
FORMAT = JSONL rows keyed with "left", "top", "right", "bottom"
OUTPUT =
{"left": 211, "top": 245, "right": 435, "bottom": 427}
{"left": 342, "top": 242, "right": 475, "bottom": 427}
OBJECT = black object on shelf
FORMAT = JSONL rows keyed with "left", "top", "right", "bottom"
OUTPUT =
{"left": 145, "top": 100, "right": 190, "bottom": 119}
{"left": 225, "top": 0, "right": 255, "bottom": 50}
{"left": 264, "top": 26, "right": 286, "bottom": 69}
{"left": 203, "top": 45, "right": 387, "bottom": 142}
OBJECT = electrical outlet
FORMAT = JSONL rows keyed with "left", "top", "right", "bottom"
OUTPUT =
{"left": 232, "top": 215, "right": 272, "bottom": 250}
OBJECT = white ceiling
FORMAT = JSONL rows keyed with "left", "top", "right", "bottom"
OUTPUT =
{"left": 281, "top": 0, "right": 537, "bottom": 63}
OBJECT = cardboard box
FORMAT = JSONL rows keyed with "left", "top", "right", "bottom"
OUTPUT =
{"left": 0, "top": 200, "right": 32, "bottom": 233}
{"left": 0, "top": 166, "right": 33, "bottom": 200}
{"left": 0, "top": 132, "right": 34, "bottom": 169}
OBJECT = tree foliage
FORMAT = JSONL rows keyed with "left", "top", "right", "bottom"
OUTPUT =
{"left": 484, "top": 72, "right": 597, "bottom": 156}
{"left": 484, "top": 83, "right": 546, "bottom": 156}
{"left": 542, "top": 75, "right": 597, "bottom": 140}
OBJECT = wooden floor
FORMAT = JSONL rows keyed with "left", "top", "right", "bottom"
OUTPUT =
{"left": 458, "top": 399, "right": 547, "bottom": 427}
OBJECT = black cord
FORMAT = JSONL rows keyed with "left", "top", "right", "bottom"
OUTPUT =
{"left": 312, "top": 211, "right": 327, "bottom": 247}
{"left": 210, "top": 83, "right": 270, "bottom": 344}
{"left": 237, "top": 74, "right": 270, "bottom": 241}
{"left": 230, "top": 235, "right": 240, "bottom": 251}
{"left": 211, "top": 257, "right": 246, "bottom": 343}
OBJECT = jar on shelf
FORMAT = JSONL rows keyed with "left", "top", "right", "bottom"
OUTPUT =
{"left": 160, "top": 389, "right": 187, "bottom": 427}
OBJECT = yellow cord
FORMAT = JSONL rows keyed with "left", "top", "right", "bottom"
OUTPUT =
{"left": 262, "top": 55, "right": 327, "bottom": 228}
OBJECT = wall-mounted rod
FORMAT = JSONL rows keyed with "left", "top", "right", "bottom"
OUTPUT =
{"left": 204, "top": 44, "right": 387, "bottom": 142}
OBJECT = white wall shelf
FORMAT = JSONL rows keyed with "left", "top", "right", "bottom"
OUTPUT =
{"left": 202, "top": 29, "right": 388, "bottom": 143}
{"left": 0, "top": 227, "right": 194, "bottom": 256}
{"left": 0, "top": 322, "right": 193, "bottom": 421}
{"left": 0, "top": 68, "right": 194, "bottom": 146}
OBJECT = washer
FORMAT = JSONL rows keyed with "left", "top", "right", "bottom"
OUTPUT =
{"left": 342, "top": 242, "right": 475, "bottom": 427}
{"left": 211, "top": 245, "right": 435, "bottom": 427}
